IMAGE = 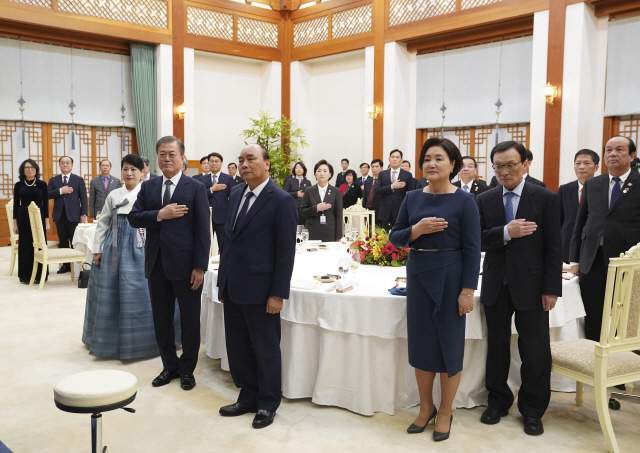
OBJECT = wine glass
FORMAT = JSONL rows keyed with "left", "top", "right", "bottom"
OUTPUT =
{"left": 350, "top": 250, "right": 361, "bottom": 285}
{"left": 301, "top": 229, "right": 309, "bottom": 246}
{"left": 351, "top": 228, "right": 359, "bottom": 243}
{"left": 338, "top": 255, "right": 350, "bottom": 278}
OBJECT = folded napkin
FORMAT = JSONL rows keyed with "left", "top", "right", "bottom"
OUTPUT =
{"left": 336, "top": 278, "right": 355, "bottom": 291}
{"left": 290, "top": 277, "right": 321, "bottom": 290}
{"left": 388, "top": 287, "right": 407, "bottom": 296}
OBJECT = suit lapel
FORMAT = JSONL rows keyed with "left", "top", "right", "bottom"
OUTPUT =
{"left": 312, "top": 185, "right": 321, "bottom": 204}
{"left": 570, "top": 180, "right": 579, "bottom": 209}
{"left": 490, "top": 188, "right": 506, "bottom": 225}
{"left": 170, "top": 175, "right": 188, "bottom": 204}
{"left": 515, "top": 181, "right": 535, "bottom": 220}
{"left": 609, "top": 171, "right": 639, "bottom": 213}
{"left": 235, "top": 180, "right": 274, "bottom": 235}
{"left": 228, "top": 184, "right": 245, "bottom": 236}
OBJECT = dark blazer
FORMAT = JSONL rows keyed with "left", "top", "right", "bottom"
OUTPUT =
{"left": 557, "top": 180, "right": 580, "bottom": 263}
{"left": 453, "top": 179, "right": 489, "bottom": 197}
{"left": 217, "top": 179, "right": 297, "bottom": 304}
{"left": 200, "top": 172, "right": 234, "bottom": 225}
{"left": 490, "top": 174, "right": 546, "bottom": 188}
{"left": 283, "top": 177, "right": 312, "bottom": 209}
{"left": 476, "top": 181, "right": 562, "bottom": 310}
{"left": 192, "top": 172, "right": 207, "bottom": 181}
{"left": 361, "top": 176, "right": 381, "bottom": 211}
{"left": 233, "top": 175, "right": 244, "bottom": 185}
{"left": 128, "top": 175, "right": 210, "bottom": 280}
{"left": 356, "top": 175, "right": 372, "bottom": 187}
{"left": 374, "top": 168, "right": 414, "bottom": 222}
{"left": 335, "top": 171, "right": 346, "bottom": 188}
{"left": 89, "top": 175, "right": 121, "bottom": 218}
{"left": 300, "top": 184, "right": 343, "bottom": 242}
{"left": 416, "top": 177, "right": 429, "bottom": 189}
{"left": 48, "top": 173, "right": 88, "bottom": 223}
{"left": 341, "top": 183, "right": 363, "bottom": 209}
{"left": 569, "top": 171, "right": 640, "bottom": 274}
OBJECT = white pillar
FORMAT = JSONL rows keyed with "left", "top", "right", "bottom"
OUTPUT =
{"left": 364, "top": 46, "right": 374, "bottom": 164}
{"left": 260, "top": 61, "right": 282, "bottom": 118}
{"left": 559, "top": 2, "right": 608, "bottom": 184}
{"left": 528, "top": 10, "right": 549, "bottom": 182}
{"left": 184, "top": 47, "right": 195, "bottom": 157}
{"left": 156, "top": 44, "right": 173, "bottom": 142}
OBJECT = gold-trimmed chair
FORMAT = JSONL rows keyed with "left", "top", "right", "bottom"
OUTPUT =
{"left": 550, "top": 242, "right": 640, "bottom": 453}
{"left": 28, "top": 202, "right": 85, "bottom": 290}
{"left": 5, "top": 199, "right": 19, "bottom": 276}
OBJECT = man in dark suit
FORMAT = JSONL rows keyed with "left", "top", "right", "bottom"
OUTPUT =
{"left": 89, "top": 160, "right": 121, "bottom": 219}
{"left": 217, "top": 144, "right": 297, "bottom": 429}
{"left": 557, "top": 149, "right": 599, "bottom": 263}
{"left": 202, "top": 152, "right": 234, "bottom": 253}
{"left": 357, "top": 162, "right": 372, "bottom": 187}
{"left": 416, "top": 176, "right": 428, "bottom": 189}
{"left": 362, "top": 159, "right": 382, "bottom": 215}
{"left": 192, "top": 156, "right": 211, "bottom": 181}
{"left": 128, "top": 136, "right": 210, "bottom": 391}
{"left": 453, "top": 156, "right": 489, "bottom": 197}
{"left": 570, "top": 136, "right": 640, "bottom": 341}
{"left": 375, "top": 149, "right": 414, "bottom": 230}
{"left": 476, "top": 141, "right": 562, "bottom": 436}
{"left": 335, "top": 158, "right": 349, "bottom": 187}
{"left": 48, "top": 156, "right": 88, "bottom": 274}
{"left": 228, "top": 162, "right": 244, "bottom": 185}
{"left": 141, "top": 156, "right": 159, "bottom": 181}
{"left": 401, "top": 160, "right": 419, "bottom": 190}
{"left": 489, "top": 149, "right": 546, "bottom": 188}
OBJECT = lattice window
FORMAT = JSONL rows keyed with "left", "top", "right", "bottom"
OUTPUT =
{"left": 187, "top": 6, "right": 233, "bottom": 41}
{"left": 616, "top": 115, "right": 640, "bottom": 146}
{"left": 294, "top": 16, "right": 329, "bottom": 48}
{"left": 0, "top": 121, "right": 44, "bottom": 198}
{"left": 332, "top": 5, "right": 372, "bottom": 40}
{"left": 10, "top": 0, "right": 52, "bottom": 7}
{"left": 461, "top": 0, "right": 501, "bottom": 10}
{"left": 58, "top": 0, "right": 168, "bottom": 30}
{"left": 389, "top": 0, "right": 456, "bottom": 27}
{"left": 238, "top": 17, "right": 278, "bottom": 48}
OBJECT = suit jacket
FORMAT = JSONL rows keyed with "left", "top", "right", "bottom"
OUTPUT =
{"left": 283, "top": 177, "right": 312, "bottom": 209}
{"left": 453, "top": 179, "right": 489, "bottom": 197}
{"left": 361, "top": 176, "right": 381, "bottom": 211}
{"left": 476, "top": 182, "right": 562, "bottom": 310}
{"left": 374, "top": 168, "right": 414, "bottom": 222}
{"left": 128, "top": 175, "right": 210, "bottom": 280}
{"left": 89, "top": 175, "right": 121, "bottom": 218}
{"left": 569, "top": 171, "right": 640, "bottom": 274}
{"left": 335, "top": 172, "right": 346, "bottom": 188}
{"left": 490, "top": 174, "right": 546, "bottom": 188}
{"left": 300, "top": 184, "right": 343, "bottom": 242}
{"left": 233, "top": 175, "right": 244, "bottom": 185}
{"left": 48, "top": 173, "right": 88, "bottom": 223}
{"left": 416, "top": 177, "right": 429, "bottom": 189}
{"left": 557, "top": 180, "right": 580, "bottom": 263}
{"left": 356, "top": 175, "right": 372, "bottom": 187}
{"left": 192, "top": 173, "right": 207, "bottom": 181}
{"left": 217, "top": 179, "right": 297, "bottom": 305}
{"left": 201, "top": 172, "right": 234, "bottom": 225}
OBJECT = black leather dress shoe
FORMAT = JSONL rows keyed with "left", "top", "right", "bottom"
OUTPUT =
{"left": 219, "top": 403, "right": 259, "bottom": 417}
{"left": 523, "top": 417, "right": 544, "bottom": 435}
{"left": 56, "top": 265, "right": 70, "bottom": 274}
{"left": 180, "top": 374, "right": 196, "bottom": 390}
{"left": 480, "top": 407, "right": 509, "bottom": 425}
{"left": 152, "top": 370, "right": 180, "bottom": 387}
{"left": 252, "top": 410, "right": 276, "bottom": 429}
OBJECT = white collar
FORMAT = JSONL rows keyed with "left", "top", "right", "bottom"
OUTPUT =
{"left": 609, "top": 168, "right": 632, "bottom": 184}
{"left": 122, "top": 182, "right": 142, "bottom": 199}
{"left": 502, "top": 177, "right": 526, "bottom": 196}
{"left": 61, "top": 173, "right": 72, "bottom": 178}
{"left": 162, "top": 171, "right": 182, "bottom": 187}
{"left": 243, "top": 177, "right": 269, "bottom": 199}
{"left": 212, "top": 170, "right": 222, "bottom": 178}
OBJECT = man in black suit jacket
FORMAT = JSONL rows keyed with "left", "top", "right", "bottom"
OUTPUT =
{"left": 228, "top": 162, "right": 244, "bottom": 185}
{"left": 128, "top": 136, "right": 210, "bottom": 391}
{"left": 48, "top": 156, "right": 88, "bottom": 273}
{"left": 141, "top": 156, "right": 159, "bottom": 181}
{"left": 454, "top": 156, "right": 489, "bottom": 197}
{"left": 476, "top": 141, "right": 562, "bottom": 436}
{"left": 357, "top": 162, "right": 372, "bottom": 187}
{"left": 374, "top": 150, "right": 414, "bottom": 230}
{"left": 335, "top": 158, "right": 349, "bottom": 187}
{"left": 192, "top": 156, "right": 211, "bottom": 181}
{"left": 557, "top": 149, "right": 599, "bottom": 263}
{"left": 362, "top": 159, "right": 382, "bottom": 215}
{"left": 218, "top": 144, "right": 297, "bottom": 429}
{"left": 490, "top": 149, "right": 546, "bottom": 188}
{"left": 203, "top": 152, "right": 234, "bottom": 253}
{"left": 570, "top": 136, "right": 640, "bottom": 341}
{"left": 415, "top": 177, "right": 428, "bottom": 189}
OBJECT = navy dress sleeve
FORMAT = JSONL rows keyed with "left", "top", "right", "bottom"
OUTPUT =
{"left": 389, "top": 193, "right": 413, "bottom": 248}
{"left": 460, "top": 194, "right": 481, "bottom": 290}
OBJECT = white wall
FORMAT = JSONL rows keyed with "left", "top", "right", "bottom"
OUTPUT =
{"left": 156, "top": 44, "right": 173, "bottom": 141}
{"left": 604, "top": 15, "right": 640, "bottom": 117}
{"left": 193, "top": 52, "right": 281, "bottom": 165}
{"left": 528, "top": 10, "right": 549, "bottom": 181}
{"left": 290, "top": 49, "right": 368, "bottom": 183}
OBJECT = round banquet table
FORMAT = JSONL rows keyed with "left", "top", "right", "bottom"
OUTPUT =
{"left": 201, "top": 248, "right": 585, "bottom": 416}
{"left": 71, "top": 223, "right": 97, "bottom": 276}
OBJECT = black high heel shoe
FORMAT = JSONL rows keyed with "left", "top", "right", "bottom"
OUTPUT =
{"left": 433, "top": 414, "right": 452, "bottom": 442}
{"left": 407, "top": 407, "right": 437, "bottom": 434}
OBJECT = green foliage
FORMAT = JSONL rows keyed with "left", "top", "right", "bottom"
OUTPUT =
{"left": 240, "top": 110, "right": 309, "bottom": 187}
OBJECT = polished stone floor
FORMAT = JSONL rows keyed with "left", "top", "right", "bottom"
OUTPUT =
{"left": 0, "top": 246, "right": 638, "bottom": 452}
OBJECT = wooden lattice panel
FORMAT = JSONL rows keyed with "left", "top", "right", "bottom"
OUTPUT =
{"left": 461, "top": 0, "right": 501, "bottom": 10}
{"left": 294, "top": 16, "right": 329, "bottom": 48}
{"left": 617, "top": 116, "right": 640, "bottom": 146}
{"left": 58, "top": 0, "right": 168, "bottom": 29}
{"left": 0, "top": 121, "right": 44, "bottom": 198}
{"left": 238, "top": 17, "right": 278, "bottom": 48}
{"left": 10, "top": 0, "right": 52, "bottom": 8}
{"left": 187, "top": 6, "right": 233, "bottom": 41}
{"left": 389, "top": 0, "right": 456, "bottom": 27}
{"left": 332, "top": 4, "right": 372, "bottom": 40}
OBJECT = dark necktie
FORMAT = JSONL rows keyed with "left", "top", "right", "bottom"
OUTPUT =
{"left": 212, "top": 174, "right": 217, "bottom": 186}
{"left": 504, "top": 192, "right": 515, "bottom": 223}
{"left": 163, "top": 180, "right": 172, "bottom": 207}
{"left": 234, "top": 192, "right": 254, "bottom": 233}
{"left": 368, "top": 179, "right": 376, "bottom": 209}
{"left": 610, "top": 177, "right": 621, "bottom": 209}
{"left": 63, "top": 175, "right": 68, "bottom": 186}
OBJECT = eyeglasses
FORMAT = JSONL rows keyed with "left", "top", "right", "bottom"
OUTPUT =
{"left": 24, "top": 166, "right": 36, "bottom": 170}
{"left": 158, "top": 152, "right": 180, "bottom": 159}
{"left": 492, "top": 162, "right": 523, "bottom": 172}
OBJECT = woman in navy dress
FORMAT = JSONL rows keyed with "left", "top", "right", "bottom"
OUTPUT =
{"left": 390, "top": 137, "right": 480, "bottom": 442}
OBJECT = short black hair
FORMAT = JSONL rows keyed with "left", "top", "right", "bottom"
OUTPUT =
{"left": 418, "top": 137, "right": 463, "bottom": 179}
{"left": 605, "top": 135, "right": 637, "bottom": 156}
{"left": 208, "top": 152, "right": 223, "bottom": 162}
{"left": 292, "top": 161, "right": 307, "bottom": 177}
{"left": 402, "top": 160, "right": 411, "bottom": 168}
{"left": 490, "top": 141, "right": 527, "bottom": 164}
{"left": 99, "top": 159, "right": 112, "bottom": 167}
{"left": 156, "top": 136, "right": 185, "bottom": 155}
{"left": 228, "top": 162, "right": 237, "bottom": 169}
{"left": 200, "top": 156, "right": 209, "bottom": 164}
{"left": 19, "top": 159, "right": 41, "bottom": 181}
{"left": 343, "top": 169, "right": 357, "bottom": 183}
{"left": 462, "top": 156, "right": 478, "bottom": 168}
{"left": 390, "top": 149, "right": 403, "bottom": 158}
{"left": 526, "top": 149, "right": 534, "bottom": 162}
{"left": 314, "top": 159, "right": 334, "bottom": 178}
{"left": 359, "top": 162, "right": 369, "bottom": 169}
{"left": 59, "top": 156, "right": 74, "bottom": 164}
{"left": 371, "top": 159, "right": 383, "bottom": 167}
{"left": 341, "top": 158, "right": 349, "bottom": 164}
{"left": 121, "top": 154, "right": 144, "bottom": 171}
{"left": 574, "top": 149, "right": 600, "bottom": 166}
{"left": 140, "top": 156, "right": 150, "bottom": 166}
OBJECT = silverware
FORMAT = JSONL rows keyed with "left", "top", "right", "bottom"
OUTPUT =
{"left": 324, "top": 284, "right": 337, "bottom": 293}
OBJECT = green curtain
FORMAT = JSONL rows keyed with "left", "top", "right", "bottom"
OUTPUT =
{"left": 130, "top": 42, "right": 157, "bottom": 173}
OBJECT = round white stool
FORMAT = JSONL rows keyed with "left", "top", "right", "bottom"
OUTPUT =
{"left": 54, "top": 370, "right": 137, "bottom": 453}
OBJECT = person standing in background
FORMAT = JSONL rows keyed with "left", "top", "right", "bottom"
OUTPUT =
{"left": 453, "top": 156, "right": 488, "bottom": 197}
{"left": 358, "top": 163, "right": 372, "bottom": 187}
{"left": 283, "top": 162, "right": 311, "bottom": 225}
{"left": 362, "top": 159, "right": 382, "bottom": 219}
{"left": 228, "top": 162, "right": 244, "bottom": 185}
{"left": 203, "top": 152, "right": 234, "bottom": 253}
{"left": 141, "top": 156, "right": 158, "bottom": 181}
{"left": 375, "top": 149, "right": 414, "bottom": 231}
{"left": 335, "top": 158, "right": 349, "bottom": 187}
{"left": 89, "top": 160, "right": 120, "bottom": 219}
{"left": 193, "top": 156, "right": 211, "bottom": 181}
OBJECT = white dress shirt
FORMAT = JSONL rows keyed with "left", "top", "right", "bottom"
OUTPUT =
{"left": 59, "top": 172, "right": 73, "bottom": 195}
{"left": 317, "top": 184, "right": 328, "bottom": 202}
{"left": 161, "top": 172, "right": 182, "bottom": 204}
{"left": 503, "top": 177, "right": 526, "bottom": 242}
{"left": 234, "top": 177, "right": 270, "bottom": 228}
{"left": 210, "top": 170, "right": 222, "bottom": 185}
{"left": 608, "top": 168, "right": 631, "bottom": 206}
{"left": 578, "top": 181, "right": 584, "bottom": 202}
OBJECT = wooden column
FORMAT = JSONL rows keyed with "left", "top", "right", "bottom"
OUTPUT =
{"left": 172, "top": 0, "right": 185, "bottom": 142}
{"left": 372, "top": 0, "right": 385, "bottom": 160}
{"left": 281, "top": 11, "right": 292, "bottom": 122}
{"left": 543, "top": 0, "right": 565, "bottom": 192}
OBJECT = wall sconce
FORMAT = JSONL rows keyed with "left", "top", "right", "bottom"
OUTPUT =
{"left": 176, "top": 104, "right": 187, "bottom": 120}
{"left": 544, "top": 83, "right": 558, "bottom": 105}
{"left": 367, "top": 104, "right": 381, "bottom": 120}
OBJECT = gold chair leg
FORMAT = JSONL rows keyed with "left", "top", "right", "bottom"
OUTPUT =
{"left": 29, "top": 258, "right": 38, "bottom": 286}
{"left": 38, "top": 259, "right": 47, "bottom": 290}
{"left": 70, "top": 262, "right": 75, "bottom": 282}
{"left": 625, "top": 383, "right": 634, "bottom": 394}
{"left": 8, "top": 249, "right": 16, "bottom": 276}
{"left": 576, "top": 381, "right": 584, "bottom": 407}
{"left": 594, "top": 383, "right": 620, "bottom": 453}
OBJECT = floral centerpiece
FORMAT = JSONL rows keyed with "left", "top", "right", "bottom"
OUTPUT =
{"left": 348, "top": 228, "right": 409, "bottom": 267}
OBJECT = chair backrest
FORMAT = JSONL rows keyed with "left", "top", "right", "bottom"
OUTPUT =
{"left": 600, "top": 242, "right": 640, "bottom": 352}
{"left": 5, "top": 200, "right": 17, "bottom": 241}
{"left": 27, "top": 202, "right": 47, "bottom": 251}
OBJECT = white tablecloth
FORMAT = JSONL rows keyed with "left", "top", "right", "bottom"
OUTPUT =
{"left": 70, "top": 224, "right": 96, "bottom": 276}
{"left": 202, "top": 249, "right": 585, "bottom": 416}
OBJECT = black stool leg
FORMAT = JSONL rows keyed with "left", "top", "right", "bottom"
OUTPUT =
{"left": 91, "top": 413, "right": 104, "bottom": 453}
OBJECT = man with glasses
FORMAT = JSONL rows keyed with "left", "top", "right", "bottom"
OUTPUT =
{"left": 489, "top": 149, "right": 546, "bottom": 188}
{"left": 454, "top": 156, "right": 488, "bottom": 197}
{"left": 476, "top": 141, "right": 561, "bottom": 436}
